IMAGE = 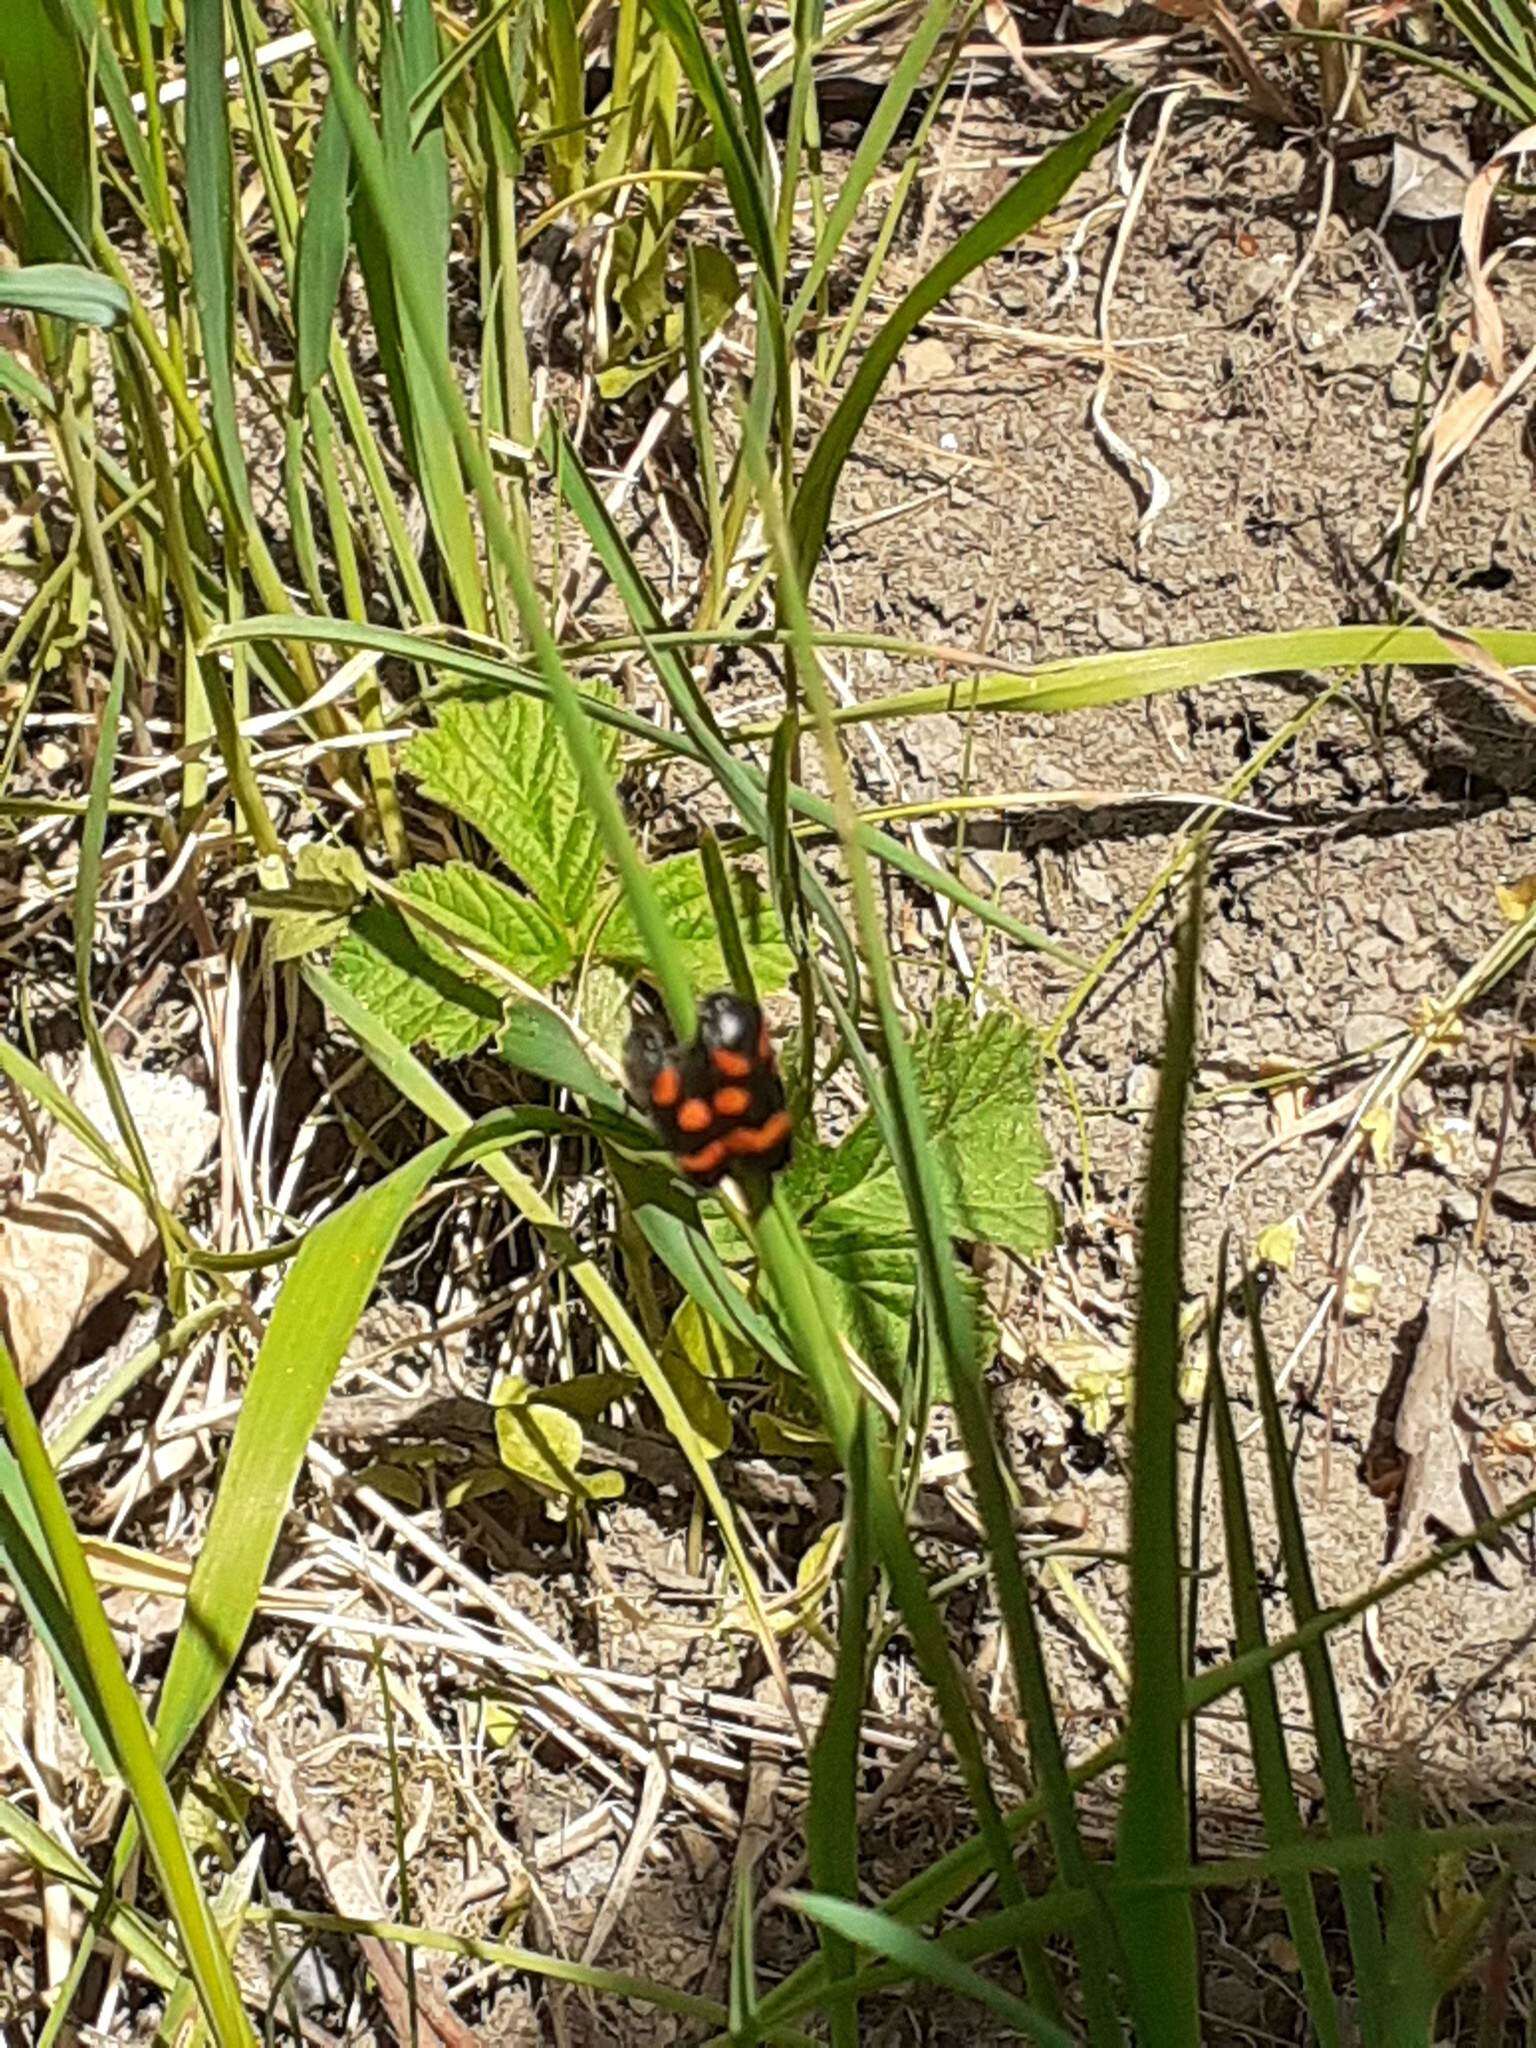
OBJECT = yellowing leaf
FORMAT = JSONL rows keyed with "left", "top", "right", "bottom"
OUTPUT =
{"left": 1343, "top": 1263, "right": 1382, "bottom": 1318}
{"left": 1043, "top": 1336, "right": 1128, "bottom": 1437}
{"left": 1360, "top": 1098, "right": 1398, "bottom": 1170}
{"left": 1496, "top": 874, "right": 1536, "bottom": 923}
{"left": 1414, "top": 998, "right": 1463, "bottom": 1052}
{"left": 1256, "top": 1216, "right": 1300, "bottom": 1270}
{"left": 480, "top": 1698, "right": 523, "bottom": 1747}
{"left": 494, "top": 1377, "right": 626, "bottom": 1502}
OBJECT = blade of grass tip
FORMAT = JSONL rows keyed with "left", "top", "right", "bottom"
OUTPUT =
{"left": 297, "top": 1, "right": 697, "bottom": 1042}
{"left": 789, "top": 1895, "right": 1078, "bottom": 2048}
{"left": 0, "top": 1338, "right": 255, "bottom": 2046}
{"left": 184, "top": 0, "right": 254, "bottom": 524}
{"left": 1112, "top": 873, "right": 1202, "bottom": 2046}
{"left": 791, "top": 91, "right": 1131, "bottom": 577}
{"left": 1206, "top": 1293, "right": 1342, "bottom": 2047}
{"left": 745, "top": 416, "right": 1120, "bottom": 2033}
{"left": 1243, "top": 1269, "right": 1391, "bottom": 2043}
{"left": 807, "top": 1407, "right": 875, "bottom": 2047}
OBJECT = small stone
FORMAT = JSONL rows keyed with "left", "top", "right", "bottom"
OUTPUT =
{"left": 1379, "top": 898, "right": 1418, "bottom": 944}
{"left": 1077, "top": 864, "right": 1114, "bottom": 906}
{"left": 1094, "top": 603, "right": 1141, "bottom": 650}
{"left": 1341, "top": 1010, "right": 1403, "bottom": 1054}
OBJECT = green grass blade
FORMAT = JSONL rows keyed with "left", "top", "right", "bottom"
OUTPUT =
{"left": 184, "top": 0, "right": 254, "bottom": 521}
{"left": 1208, "top": 1353, "right": 1341, "bottom": 2046}
{"left": 1, "top": 0, "right": 93, "bottom": 266}
{"left": 791, "top": 93, "right": 1130, "bottom": 574}
{"left": 0, "top": 1456, "right": 114, "bottom": 1769}
{"left": 0, "top": 1338, "right": 255, "bottom": 2045}
{"left": 789, "top": 1895, "right": 1077, "bottom": 2047}
{"left": 0, "top": 262, "right": 131, "bottom": 328}
{"left": 151, "top": 1120, "right": 480, "bottom": 1766}
{"left": 816, "top": 624, "right": 1536, "bottom": 726}
{"left": 741, "top": 425, "right": 1063, "bottom": 2015}
{"left": 0, "top": 1798, "right": 181, "bottom": 1990}
{"left": 806, "top": 1409, "right": 876, "bottom": 2045}
{"left": 786, "top": 0, "right": 961, "bottom": 332}
{"left": 293, "top": 57, "right": 354, "bottom": 398}
{"left": 1112, "top": 878, "right": 1202, "bottom": 2043}
{"left": 642, "top": 0, "right": 779, "bottom": 294}
{"left": 1244, "top": 1272, "right": 1391, "bottom": 2043}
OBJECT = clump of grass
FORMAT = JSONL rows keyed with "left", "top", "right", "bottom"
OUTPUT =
{"left": 1, "top": 4, "right": 1533, "bottom": 2043}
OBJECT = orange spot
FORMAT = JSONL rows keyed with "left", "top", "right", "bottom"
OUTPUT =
{"left": 723, "top": 1110, "right": 793, "bottom": 1158}
{"left": 713, "top": 1085, "right": 751, "bottom": 1118}
{"left": 677, "top": 1097, "right": 712, "bottom": 1133}
{"left": 678, "top": 1138, "right": 727, "bottom": 1177}
{"left": 650, "top": 1065, "right": 681, "bottom": 1109}
{"left": 710, "top": 1045, "right": 753, "bottom": 1079}
{"left": 758, "top": 1023, "right": 772, "bottom": 1064}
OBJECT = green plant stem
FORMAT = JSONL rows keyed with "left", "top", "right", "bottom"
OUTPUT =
{"left": 0, "top": 1338, "right": 254, "bottom": 2045}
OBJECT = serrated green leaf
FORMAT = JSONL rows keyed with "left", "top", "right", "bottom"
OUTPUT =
{"left": 578, "top": 962, "right": 634, "bottom": 1069}
{"left": 493, "top": 1383, "right": 625, "bottom": 1501}
{"left": 596, "top": 851, "right": 793, "bottom": 993}
{"left": 332, "top": 904, "right": 503, "bottom": 1056}
{"left": 406, "top": 691, "right": 615, "bottom": 930}
{"left": 392, "top": 859, "right": 574, "bottom": 989}
{"left": 790, "top": 1221, "right": 990, "bottom": 1391}
{"left": 811, "top": 1002, "right": 1054, "bottom": 1257}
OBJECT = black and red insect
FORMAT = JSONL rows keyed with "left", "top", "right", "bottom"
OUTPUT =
{"left": 624, "top": 993, "right": 792, "bottom": 1188}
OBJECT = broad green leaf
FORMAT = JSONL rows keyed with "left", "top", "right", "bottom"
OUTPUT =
{"left": 655, "top": 1310, "right": 734, "bottom": 1456}
{"left": 809, "top": 1003, "right": 1055, "bottom": 1257}
{"left": 331, "top": 904, "right": 504, "bottom": 1055}
{"left": 257, "top": 844, "right": 368, "bottom": 963}
{"left": 596, "top": 850, "right": 794, "bottom": 993}
{"left": 392, "top": 859, "right": 575, "bottom": 989}
{"left": 796, "top": 1218, "right": 990, "bottom": 1392}
{"left": 663, "top": 1295, "right": 756, "bottom": 1384}
{"left": 493, "top": 1379, "right": 625, "bottom": 1502}
{"left": 0, "top": 262, "right": 130, "bottom": 329}
{"left": 406, "top": 691, "right": 615, "bottom": 930}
